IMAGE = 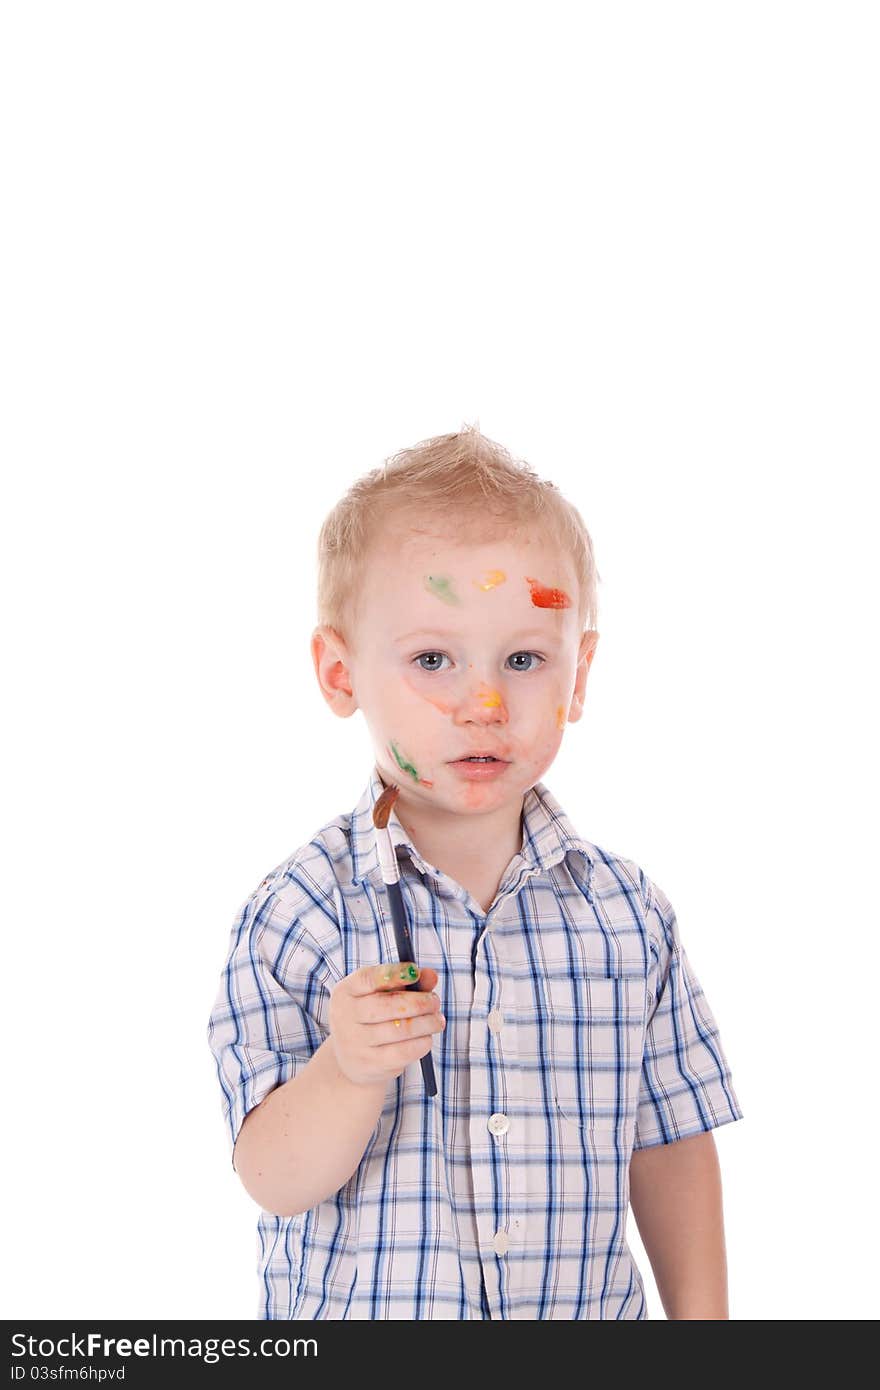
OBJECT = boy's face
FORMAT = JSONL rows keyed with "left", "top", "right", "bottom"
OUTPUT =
{"left": 312, "top": 526, "right": 598, "bottom": 815}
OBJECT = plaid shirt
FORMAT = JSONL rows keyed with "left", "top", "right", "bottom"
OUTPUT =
{"left": 206, "top": 763, "right": 743, "bottom": 1320}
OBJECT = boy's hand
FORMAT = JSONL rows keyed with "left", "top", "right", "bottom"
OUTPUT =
{"left": 328, "top": 963, "right": 445, "bottom": 1087}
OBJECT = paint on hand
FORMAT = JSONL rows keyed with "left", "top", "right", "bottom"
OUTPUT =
{"left": 473, "top": 569, "right": 506, "bottom": 591}
{"left": 556, "top": 704, "right": 567, "bottom": 730}
{"left": 390, "top": 740, "right": 434, "bottom": 787}
{"left": 525, "top": 576, "right": 572, "bottom": 609}
{"left": 424, "top": 573, "right": 461, "bottom": 605}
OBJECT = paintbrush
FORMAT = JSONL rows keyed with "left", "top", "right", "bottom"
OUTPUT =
{"left": 372, "top": 782, "right": 438, "bottom": 1098}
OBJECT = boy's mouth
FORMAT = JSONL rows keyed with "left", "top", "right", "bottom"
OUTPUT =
{"left": 448, "top": 750, "right": 509, "bottom": 763}
{"left": 447, "top": 752, "right": 511, "bottom": 780}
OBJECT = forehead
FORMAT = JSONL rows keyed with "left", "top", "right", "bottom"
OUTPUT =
{"left": 368, "top": 526, "right": 566, "bottom": 574}
{"left": 361, "top": 527, "right": 579, "bottom": 633}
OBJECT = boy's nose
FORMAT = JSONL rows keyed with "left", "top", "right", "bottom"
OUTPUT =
{"left": 452, "top": 685, "right": 510, "bottom": 725}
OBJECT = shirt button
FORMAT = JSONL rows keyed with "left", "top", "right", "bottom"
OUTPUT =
{"left": 492, "top": 1229, "right": 509, "bottom": 1256}
{"left": 487, "top": 1009, "right": 503, "bottom": 1033}
{"left": 487, "top": 1112, "right": 510, "bottom": 1136}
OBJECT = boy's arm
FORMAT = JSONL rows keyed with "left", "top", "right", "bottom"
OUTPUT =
{"left": 233, "top": 1036, "right": 388, "bottom": 1218}
{"left": 628, "top": 1131, "right": 730, "bottom": 1319}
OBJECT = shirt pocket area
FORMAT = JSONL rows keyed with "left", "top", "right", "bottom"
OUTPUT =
{"left": 540, "top": 971, "right": 649, "bottom": 1139}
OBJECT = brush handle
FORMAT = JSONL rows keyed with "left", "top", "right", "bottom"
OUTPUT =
{"left": 386, "top": 878, "right": 438, "bottom": 1098}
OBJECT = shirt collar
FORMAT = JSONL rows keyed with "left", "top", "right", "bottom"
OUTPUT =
{"left": 350, "top": 760, "right": 595, "bottom": 887}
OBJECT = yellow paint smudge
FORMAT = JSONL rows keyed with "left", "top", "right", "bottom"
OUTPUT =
{"left": 473, "top": 569, "right": 507, "bottom": 591}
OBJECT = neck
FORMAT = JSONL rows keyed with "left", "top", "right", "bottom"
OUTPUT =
{"left": 384, "top": 779, "right": 526, "bottom": 886}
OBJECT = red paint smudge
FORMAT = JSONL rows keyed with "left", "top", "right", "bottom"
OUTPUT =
{"left": 525, "top": 576, "right": 572, "bottom": 609}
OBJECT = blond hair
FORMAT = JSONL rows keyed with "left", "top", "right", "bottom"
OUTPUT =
{"left": 316, "top": 422, "right": 601, "bottom": 648}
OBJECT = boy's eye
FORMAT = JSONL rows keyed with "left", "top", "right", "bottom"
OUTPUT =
{"left": 412, "top": 651, "right": 545, "bottom": 674}
{"left": 507, "top": 651, "right": 544, "bottom": 673}
{"left": 414, "top": 651, "right": 450, "bottom": 673}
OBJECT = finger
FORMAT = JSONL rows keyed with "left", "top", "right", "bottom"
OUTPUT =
{"left": 363, "top": 985, "right": 441, "bottom": 1026}
{"left": 372, "top": 963, "right": 440, "bottom": 993}
{"left": 346, "top": 962, "right": 422, "bottom": 997}
{"left": 408, "top": 966, "right": 439, "bottom": 993}
{"left": 377, "top": 1008, "right": 446, "bottom": 1045}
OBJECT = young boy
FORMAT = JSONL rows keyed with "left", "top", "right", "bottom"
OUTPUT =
{"left": 206, "top": 425, "right": 744, "bottom": 1320}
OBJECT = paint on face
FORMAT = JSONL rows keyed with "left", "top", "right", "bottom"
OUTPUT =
{"left": 401, "top": 668, "right": 458, "bottom": 716}
{"left": 473, "top": 569, "right": 506, "bottom": 591}
{"left": 389, "top": 739, "right": 434, "bottom": 788}
{"left": 525, "top": 576, "right": 573, "bottom": 609}
{"left": 556, "top": 704, "right": 567, "bottom": 730}
{"left": 418, "top": 691, "right": 457, "bottom": 716}
{"left": 424, "top": 573, "right": 461, "bottom": 605}
{"left": 477, "top": 684, "right": 509, "bottom": 723}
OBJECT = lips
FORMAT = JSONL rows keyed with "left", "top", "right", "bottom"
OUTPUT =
{"left": 448, "top": 751, "right": 509, "bottom": 762}
{"left": 447, "top": 754, "right": 511, "bottom": 780}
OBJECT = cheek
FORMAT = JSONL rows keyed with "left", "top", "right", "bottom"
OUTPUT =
{"left": 400, "top": 671, "right": 457, "bottom": 717}
{"left": 540, "top": 709, "right": 565, "bottom": 744}
{"left": 535, "top": 692, "right": 570, "bottom": 743}
{"left": 421, "top": 692, "right": 458, "bottom": 716}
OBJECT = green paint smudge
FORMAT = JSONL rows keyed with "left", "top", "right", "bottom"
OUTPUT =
{"left": 423, "top": 573, "right": 460, "bottom": 605}
{"left": 390, "top": 740, "right": 421, "bottom": 782}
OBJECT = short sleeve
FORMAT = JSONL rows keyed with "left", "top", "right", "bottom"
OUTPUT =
{"left": 206, "top": 885, "right": 334, "bottom": 1169}
{"left": 633, "top": 876, "right": 744, "bottom": 1151}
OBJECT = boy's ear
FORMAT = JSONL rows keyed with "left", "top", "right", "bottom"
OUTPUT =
{"left": 311, "top": 624, "right": 359, "bottom": 718}
{"left": 582, "top": 629, "right": 599, "bottom": 667}
{"left": 568, "top": 629, "right": 599, "bottom": 724}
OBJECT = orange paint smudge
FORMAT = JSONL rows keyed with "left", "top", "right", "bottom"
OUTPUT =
{"left": 420, "top": 692, "right": 456, "bottom": 717}
{"left": 556, "top": 704, "right": 567, "bottom": 730}
{"left": 401, "top": 672, "right": 456, "bottom": 717}
{"left": 525, "top": 576, "right": 572, "bottom": 609}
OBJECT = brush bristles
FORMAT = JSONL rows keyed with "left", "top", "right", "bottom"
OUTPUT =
{"left": 372, "top": 783, "right": 400, "bottom": 829}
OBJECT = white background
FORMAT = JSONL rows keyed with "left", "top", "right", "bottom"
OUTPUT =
{"left": 2, "top": 1, "right": 877, "bottom": 1321}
